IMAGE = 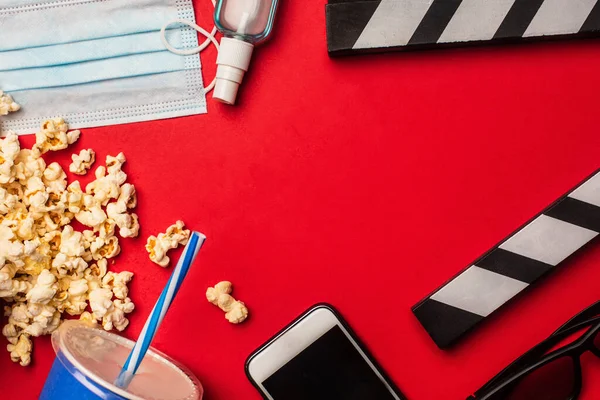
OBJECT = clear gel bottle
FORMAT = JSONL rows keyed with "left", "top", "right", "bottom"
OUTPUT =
{"left": 213, "top": 0, "right": 279, "bottom": 104}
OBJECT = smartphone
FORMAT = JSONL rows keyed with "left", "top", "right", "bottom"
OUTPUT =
{"left": 245, "top": 304, "right": 406, "bottom": 400}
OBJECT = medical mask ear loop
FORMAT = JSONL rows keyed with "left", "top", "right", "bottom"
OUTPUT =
{"left": 160, "top": 17, "right": 219, "bottom": 93}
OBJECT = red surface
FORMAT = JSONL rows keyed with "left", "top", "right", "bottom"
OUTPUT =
{"left": 2, "top": 1, "right": 600, "bottom": 399}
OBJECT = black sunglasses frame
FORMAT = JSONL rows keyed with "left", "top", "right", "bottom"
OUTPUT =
{"left": 469, "top": 301, "right": 600, "bottom": 400}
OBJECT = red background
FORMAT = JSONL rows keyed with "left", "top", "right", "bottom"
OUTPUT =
{"left": 2, "top": 0, "right": 600, "bottom": 399}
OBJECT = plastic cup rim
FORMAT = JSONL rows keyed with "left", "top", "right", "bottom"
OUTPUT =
{"left": 52, "top": 321, "right": 201, "bottom": 400}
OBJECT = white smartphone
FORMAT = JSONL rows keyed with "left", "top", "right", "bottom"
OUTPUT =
{"left": 245, "top": 304, "right": 406, "bottom": 400}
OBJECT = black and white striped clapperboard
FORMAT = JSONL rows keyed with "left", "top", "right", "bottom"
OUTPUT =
{"left": 326, "top": 0, "right": 600, "bottom": 55}
{"left": 412, "top": 169, "right": 600, "bottom": 349}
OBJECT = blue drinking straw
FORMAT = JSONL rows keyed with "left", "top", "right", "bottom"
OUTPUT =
{"left": 115, "top": 231, "right": 206, "bottom": 389}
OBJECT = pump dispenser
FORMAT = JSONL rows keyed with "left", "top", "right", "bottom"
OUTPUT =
{"left": 213, "top": 0, "right": 279, "bottom": 104}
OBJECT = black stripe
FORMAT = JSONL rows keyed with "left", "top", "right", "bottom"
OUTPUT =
{"left": 476, "top": 248, "right": 552, "bottom": 284}
{"left": 580, "top": 1, "right": 600, "bottom": 33}
{"left": 326, "top": 1, "right": 381, "bottom": 54}
{"left": 408, "top": 0, "right": 462, "bottom": 46}
{"left": 544, "top": 197, "right": 600, "bottom": 233}
{"left": 494, "top": 0, "right": 545, "bottom": 39}
{"left": 412, "top": 298, "right": 483, "bottom": 349}
{"left": 328, "top": 0, "right": 378, "bottom": 3}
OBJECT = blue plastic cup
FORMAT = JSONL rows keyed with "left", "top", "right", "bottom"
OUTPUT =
{"left": 40, "top": 321, "right": 203, "bottom": 400}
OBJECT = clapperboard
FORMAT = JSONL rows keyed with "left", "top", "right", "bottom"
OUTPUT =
{"left": 326, "top": 0, "right": 600, "bottom": 55}
{"left": 413, "top": 169, "right": 600, "bottom": 348}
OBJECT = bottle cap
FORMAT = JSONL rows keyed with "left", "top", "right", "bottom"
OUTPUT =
{"left": 213, "top": 37, "right": 254, "bottom": 105}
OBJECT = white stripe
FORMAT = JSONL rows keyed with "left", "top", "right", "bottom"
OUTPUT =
{"left": 353, "top": 0, "right": 433, "bottom": 49}
{"left": 499, "top": 214, "right": 598, "bottom": 266}
{"left": 431, "top": 266, "right": 528, "bottom": 317}
{"left": 158, "top": 268, "right": 179, "bottom": 324}
{"left": 438, "top": 0, "right": 516, "bottom": 43}
{"left": 569, "top": 171, "right": 600, "bottom": 208}
{"left": 126, "top": 303, "right": 155, "bottom": 371}
{"left": 524, "top": 0, "right": 598, "bottom": 37}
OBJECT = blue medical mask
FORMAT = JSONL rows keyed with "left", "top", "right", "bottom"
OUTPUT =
{"left": 0, "top": 0, "right": 208, "bottom": 134}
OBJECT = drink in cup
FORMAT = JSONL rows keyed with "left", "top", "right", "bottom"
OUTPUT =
{"left": 40, "top": 321, "right": 202, "bottom": 400}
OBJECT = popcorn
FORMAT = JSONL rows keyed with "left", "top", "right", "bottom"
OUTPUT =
{"left": 89, "top": 288, "right": 114, "bottom": 320}
{"left": 98, "top": 297, "right": 135, "bottom": 332}
{"left": 68, "top": 279, "right": 88, "bottom": 297}
{"left": 43, "top": 162, "right": 67, "bottom": 194}
{"left": 16, "top": 214, "right": 35, "bottom": 241}
{"left": 42, "top": 211, "right": 60, "bottom": 232}
{"left": 114, "top": 297, "right": 135, "bottom": 314}
{"left": 1, "top": 133, "right": 20, "bottom": 162}
{"left": 99, "top": 219, "right": 116, "bottom": 239}
{"left": 102, "top": 271, "right": 133, "bottom": 300}
{"left": 4, "top": 301, "right": 59, "bottom": 365}
{"left": 90, "top": 236, "right": 120, "bottom": 260}
{"left": 8, "top": 303, "right": 29, "bottom": 327}
{"left": 51, "top": 253, "right": 88, "bottom": 278}
{"left": 85, "top": 258, "right": 108, "bottom": 281}
{"left": 106, "top": 200, "right": 139, "bottom": 238}
{"left": 43, "top": 231, "right": 61, "bottom": 258}
{"left": 0, "top": 272, "right": 31, "bottom": 299}
{"left": 206, "top": 281, "right": 249, "bottom": 324}
{"left": 24, "top": 176, "right": 45, "bottom": 199}
{"left": 145, "top": 221, "right": 190, "bottom": 267}
{"left": 102, "top": 301, "right": 130, "bottom": 331}
{"left": 75, "top": 204, "right": 107, "bottom": 230}
{"left": 2, "top": 322, "right": 17, "bottom": 339}
{"left": 118, "top": 183, "right": 137, "bottom": 209}
{"left": 24, "top": 303, "right": 60, "bottom": 337}
{"left": 0, "top": 91, "right": 20, "bottom": 116}
{"left": 7, "top": 334, "right": 31, "bottom": 366}
{"left": 25, "top": 270, "right": 57, "bottom": 305}
{"left": 0, "top": 225, "right": 24, "bottom": 268}
{"left": 85, "top": 274, "right": 102, "bottom": 293}
{"left": 66, "top": 182, "right": 84, "bottom": 213}
{"left": 106, "top": 201, "right": 130, "bottom": 230}
{"left": 69, "top": 149, "right": 95, "bottom": 175}
{"left": 21, "top": 241, "right": 50, "bottom": 276}
{"left": 33, "top": 118, "right": 80, "bottom": 156}
{"left": 0, "top": 133, "right": 20, "bottom": 184}
{"left": 106, "top": 153, "right": 127, "bottom": 184}
{"left": 59, "top": 226, "right": 85, "bottom": 258}
{"left": 79, "top": 311, "right": 96, "bottom": 326}
{"left": 0, "top": 120, "right": 138, "bottom": 367}
{"left": 14, "top": 149, "right": 45, "bottom": 183}
{"left": 119, "top": 214, "right": 139, "bottom": 238}
{"left": 27, "top": 191, "right": 48, "bottom": 220}
{"left": 64, "top": 279, "right": 89, "bottom": 316}
{"left": 85, "top": 154, "right": 127, "bottom": 206}
{"left": 0, "top": 188, "right": 19, "bottom": 214}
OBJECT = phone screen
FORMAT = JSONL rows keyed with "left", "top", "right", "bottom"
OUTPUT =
{"left": 261, "top": 325, "right": 398, "bottom": 400}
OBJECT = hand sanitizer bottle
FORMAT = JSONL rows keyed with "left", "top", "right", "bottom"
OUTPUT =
{"left": 213, "top": 0, "right": 279, "bottom": 105}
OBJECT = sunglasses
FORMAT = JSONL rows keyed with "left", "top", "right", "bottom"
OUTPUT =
{"left": 468, "top": 301, "right": 600, "bottom": 400}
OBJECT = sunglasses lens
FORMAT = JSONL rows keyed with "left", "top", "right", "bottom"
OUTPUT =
{"left": 505, "top": 356, "right": 575, "bottom": 400}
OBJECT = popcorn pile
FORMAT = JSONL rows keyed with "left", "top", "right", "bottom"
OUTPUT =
{"left": 0, "top": 118, "right": 139, "bottom": 366}
{"left": 0, "top": 91, "right": 20, "bottom": 116}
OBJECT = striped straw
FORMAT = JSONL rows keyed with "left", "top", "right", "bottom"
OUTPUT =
{"left": 115, "top": 231, "right": 206, "bottom": 389}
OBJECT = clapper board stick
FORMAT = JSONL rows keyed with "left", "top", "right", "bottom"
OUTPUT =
{"left": 326, "top": 0, "right": 600, "bottom": 56}
{"left": 412, "top": 168, "right": 600, "bottom": 349}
